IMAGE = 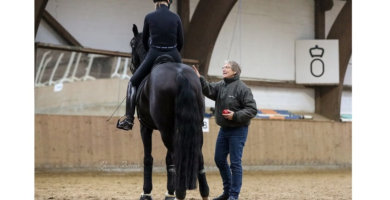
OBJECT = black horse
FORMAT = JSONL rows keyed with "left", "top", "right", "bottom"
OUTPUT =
{"left": 128, "top": 24, "right": 209, "bottom": 200}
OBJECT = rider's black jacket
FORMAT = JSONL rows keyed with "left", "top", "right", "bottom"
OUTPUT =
{"left": 142, "top": 4, "right": 184, "bottom": 52}
{"left": 130, "top": 4, "right": 183, "bottom": 86}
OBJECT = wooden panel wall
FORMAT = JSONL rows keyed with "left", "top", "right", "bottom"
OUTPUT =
{"left": 35, "top": 114, "right": 351, "bottom": 171}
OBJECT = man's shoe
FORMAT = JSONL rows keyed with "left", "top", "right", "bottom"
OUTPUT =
{"left": 212, "top": 193, "right": 229, "bottom": 200}
{"left": 227, "top": 197, "right": 238, "bottom": 200}
{"left": 116, "top": 116, "right": 134, "bottom": 131}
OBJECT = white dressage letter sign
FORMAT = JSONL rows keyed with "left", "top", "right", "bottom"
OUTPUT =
{"left": 202, "top": 118, "right": 209, "bottom": 133}
{"left": 295, "top": 40, "right": 339, "bottom": 85}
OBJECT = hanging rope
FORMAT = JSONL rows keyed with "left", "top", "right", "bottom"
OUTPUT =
{"left": 227, "top": 0, "right": 242, "bottom": 63}
{"left": 238, "top": 0, "right": 242, "bottom": 63}
{"left": 106, "top": 96, "right": 126, "bottom": 122}
{"left": 106, "top": 58, "right": 133, "bottom": 122}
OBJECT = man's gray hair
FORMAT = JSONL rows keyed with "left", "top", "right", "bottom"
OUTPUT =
{"left": 225, "top": 60, "right": 241, "bottom": 76}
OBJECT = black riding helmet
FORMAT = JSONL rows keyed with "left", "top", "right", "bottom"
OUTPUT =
{"left": 153, "top": 0, "right": 172, "bottom": 6}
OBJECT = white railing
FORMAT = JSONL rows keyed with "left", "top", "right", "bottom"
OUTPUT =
{"left": 35, "top": 42, "right": 199, "bottom": 87}
{"left": 35, "top": 46, "right": 133, "bottom": 87}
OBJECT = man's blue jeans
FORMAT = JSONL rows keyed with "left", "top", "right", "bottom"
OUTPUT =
{"left": 214, "top": 126, "right": 248, "bottom": 199}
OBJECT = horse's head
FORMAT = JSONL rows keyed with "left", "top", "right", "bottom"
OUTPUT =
{"left": 129, "top": 24, "right": 147, "bottom": 74}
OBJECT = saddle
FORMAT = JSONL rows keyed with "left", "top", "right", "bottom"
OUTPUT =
{"left": 135, "top": 54, "right": 175, "bottom": 129}
{"left": 153, "top": 54, "right": 175, "bottom": 66}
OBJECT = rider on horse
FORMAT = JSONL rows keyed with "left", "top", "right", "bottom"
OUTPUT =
{"left": 117, "top": 0, "right": 184, "bottom": 130}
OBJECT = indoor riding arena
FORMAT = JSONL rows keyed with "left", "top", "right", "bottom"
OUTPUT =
{"left": 34, "top": 0, "right": 352, "bottom": 199}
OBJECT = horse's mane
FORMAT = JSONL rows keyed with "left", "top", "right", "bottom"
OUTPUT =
{"left": 129, "top": 26, "right": 146, "bottom": 74}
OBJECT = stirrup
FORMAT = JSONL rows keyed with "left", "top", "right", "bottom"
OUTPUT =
{"left": 116, "top": 116, "right": 134, "bottom": 131}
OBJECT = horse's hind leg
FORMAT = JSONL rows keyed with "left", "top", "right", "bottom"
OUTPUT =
{"left": 140, "top": 125, "right": 154, "bottom": 200}
{"left": 165, "top": 150, "right": 175, "bottom": 200}
{"left": 175, "top": 188, "right": 186, "bottom": 200}
{"left": 160, "top": 130, "right": 175, "bottom": 200}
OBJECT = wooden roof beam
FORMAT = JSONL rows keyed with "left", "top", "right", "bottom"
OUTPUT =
{"left": 35, "top": 0, "right": 49, "bottom": 36}
{"left": 42, "top": 10, "right": 83, "bottom": 47}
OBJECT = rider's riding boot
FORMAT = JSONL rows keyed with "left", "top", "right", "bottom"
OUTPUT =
{"left": 117, "top": 81, "right": 137, "bottom": 130}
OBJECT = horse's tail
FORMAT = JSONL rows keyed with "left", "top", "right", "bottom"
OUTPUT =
{"left": 174, "top": 71, "right": 203, "bottom": 190}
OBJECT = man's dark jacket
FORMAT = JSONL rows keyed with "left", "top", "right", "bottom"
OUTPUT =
{"left": 199, "top": 75, "right": 257, "bottom": 128}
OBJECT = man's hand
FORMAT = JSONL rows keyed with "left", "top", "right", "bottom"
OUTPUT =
{"left": 222, "top": 109, "right": 234, "bottom": 120}
{"left": 191, "top": 65, "right": 200, "bottom": 78}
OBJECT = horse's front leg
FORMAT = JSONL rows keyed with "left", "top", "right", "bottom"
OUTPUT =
{"left": 140, "top": 125, "right": 154, "bottom": 200}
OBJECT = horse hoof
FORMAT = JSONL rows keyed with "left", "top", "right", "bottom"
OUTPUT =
{"left": 140, "top": 194, "right": 152, "bottom": 200}
{"left": 202, "top": 197, "right": 209, "bottom": 200}
{"left": 165, "top": 192, "right": 175, "bottom": 200}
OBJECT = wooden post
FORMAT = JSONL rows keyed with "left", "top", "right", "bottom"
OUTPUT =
{"left": 177, "top": 0, "right": 190, "bottom": 38}
{"left": 314, "top": 0, "right": 326, "bottom": 39}
{"left": 315, "top": 0, "right": 351, "bottom": 120}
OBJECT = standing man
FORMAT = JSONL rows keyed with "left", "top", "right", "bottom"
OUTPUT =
{"left": 192, "top": 61, "right": 257, "bottom": 200}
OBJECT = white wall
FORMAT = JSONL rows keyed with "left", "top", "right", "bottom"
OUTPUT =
{"left": 209, "top": 0, "right": 315, "bottom": 81}
{"left": 36, "top": 0, "right": 163, "bottom": 52}
{"left": 36, "top": 20, "right": 67, "bottom": 45}
{"left": 344, "top": 57, "right": 352, "bottom": 86}
{"left": 341, "top": 91, "right": 352, "bottom": 115}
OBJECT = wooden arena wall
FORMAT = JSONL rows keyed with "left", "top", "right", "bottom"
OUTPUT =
{"left": 35, "top": 114, "right": 351, "bottom": 171}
